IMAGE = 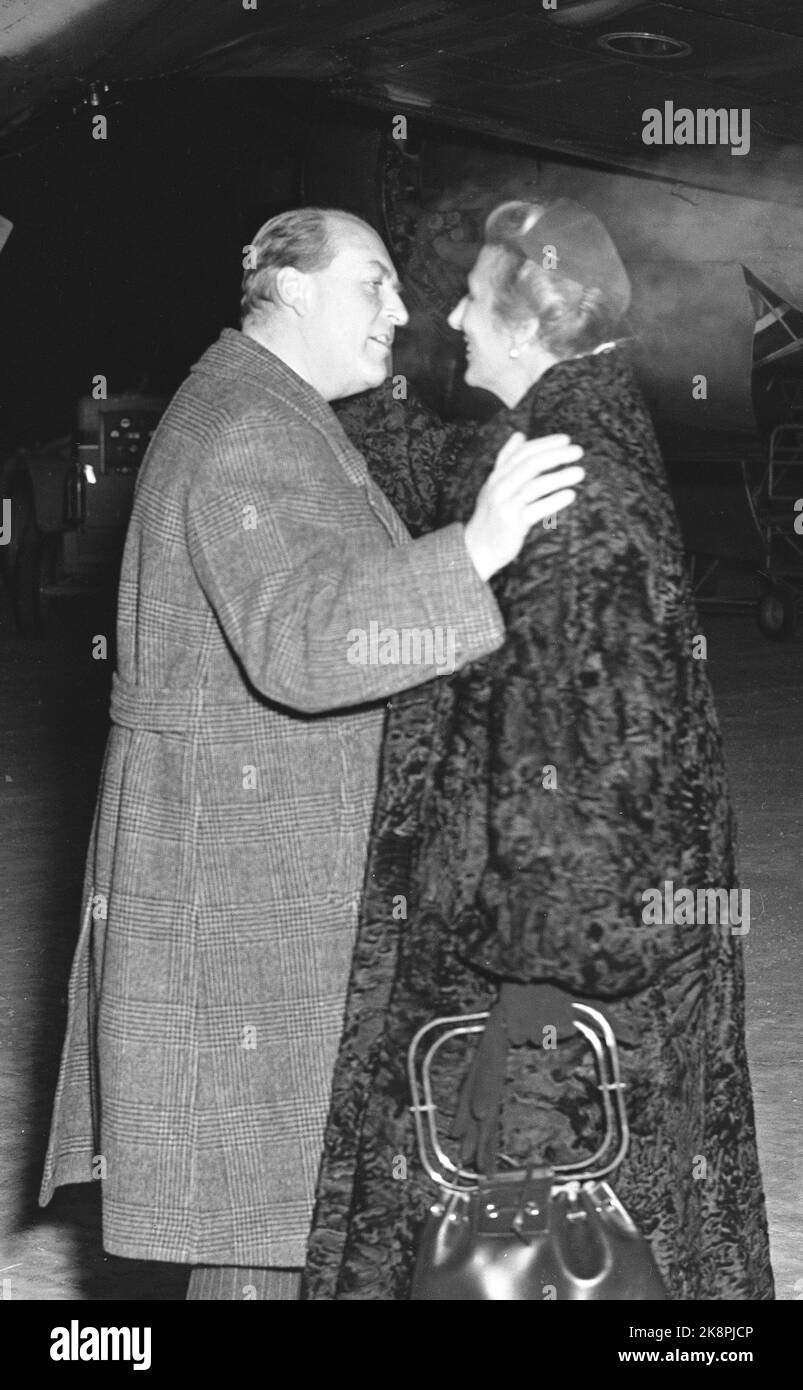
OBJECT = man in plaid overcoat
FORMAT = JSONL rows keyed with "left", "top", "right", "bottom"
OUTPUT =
{"left": 39, "top": 208, "right": 583, "bottom": 1295}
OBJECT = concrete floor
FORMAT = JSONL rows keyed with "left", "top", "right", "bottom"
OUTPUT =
{"left": 0, "top": 582, "right": 801, "bottom": 1301}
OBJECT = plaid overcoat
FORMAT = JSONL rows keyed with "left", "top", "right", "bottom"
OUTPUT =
{"left": 39, "top": 329, "right": 504, "bottom": 1265}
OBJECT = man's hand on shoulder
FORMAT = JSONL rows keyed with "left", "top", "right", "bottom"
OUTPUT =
{"left": 463, "top": 432, "right": 584, "bottom": 581}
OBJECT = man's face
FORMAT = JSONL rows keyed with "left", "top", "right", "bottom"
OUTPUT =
{"left": 303, "top": 225, "right": 409, "bottom": 399}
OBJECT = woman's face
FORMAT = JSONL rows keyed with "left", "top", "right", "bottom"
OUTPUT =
{"left": 448, "top": 246, "right": 524, "bottom": 399}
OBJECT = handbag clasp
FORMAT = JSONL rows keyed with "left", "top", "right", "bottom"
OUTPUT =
{"left": 407, "top": 1003, "right": 629, "bottom": 1194}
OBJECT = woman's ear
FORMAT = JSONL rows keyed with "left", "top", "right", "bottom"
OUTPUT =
{"left": 509, "top": 318, "right": 540, "bottom": 355}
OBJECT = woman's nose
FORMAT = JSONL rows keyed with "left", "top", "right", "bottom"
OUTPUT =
{"left": 448, "top": 298, "right": 465, "bottom": 331}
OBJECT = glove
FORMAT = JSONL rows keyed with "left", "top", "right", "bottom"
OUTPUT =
{"left": 451, "top": 982, "right": 632, "bottom": 1171}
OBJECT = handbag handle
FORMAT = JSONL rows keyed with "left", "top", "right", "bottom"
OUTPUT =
{"left": 407, "top": 1003, "right": 629, "bottom": 1194}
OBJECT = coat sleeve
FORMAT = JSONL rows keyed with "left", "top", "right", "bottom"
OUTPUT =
{"left": 460, "top": 433, "right": 729, "bottom": 998}
{"left": 185, "top": 416, "right": 504, "bottom": 713}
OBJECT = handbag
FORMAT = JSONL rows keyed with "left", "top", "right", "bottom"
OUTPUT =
{"left": 407, "top": 1003, "right": 667, "bottom": 1300}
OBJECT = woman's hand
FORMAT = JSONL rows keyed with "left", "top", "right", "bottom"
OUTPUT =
{"left": 463, "top": 432, "right": 584, "bottom": 581}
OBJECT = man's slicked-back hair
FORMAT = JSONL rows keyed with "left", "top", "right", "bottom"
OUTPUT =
{"left": 240, "top": 207, "right": 372, "bottom": 325}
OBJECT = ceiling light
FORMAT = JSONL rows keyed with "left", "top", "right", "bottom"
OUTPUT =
{"left": 597, "top": 31, "right": 692, "bottom": 58}
{"left": 546, "top": 0, "right": 648, "bottom": 26}
{"left": 384, "top": 86, "right": 432, "bottom": 111}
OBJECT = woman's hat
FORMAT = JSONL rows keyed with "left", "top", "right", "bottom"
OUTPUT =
{"left": 490, "top": 197, "right": 631, "bottom": 319}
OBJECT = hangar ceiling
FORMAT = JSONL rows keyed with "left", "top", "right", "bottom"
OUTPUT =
{"left": 2, "top": 1, "right": 803, "bottom": 201}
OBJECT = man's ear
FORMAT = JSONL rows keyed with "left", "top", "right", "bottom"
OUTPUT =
{"left": 274, "top": 266, "right": 311, "bottom": 316}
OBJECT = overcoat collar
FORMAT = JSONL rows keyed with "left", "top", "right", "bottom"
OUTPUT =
{"left": 192, "top": 329, "right": 408, "bottom": 544}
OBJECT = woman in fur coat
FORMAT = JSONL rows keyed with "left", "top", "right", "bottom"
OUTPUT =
{"left": 302, "top": 199, "right": 774, "bottom": 1301}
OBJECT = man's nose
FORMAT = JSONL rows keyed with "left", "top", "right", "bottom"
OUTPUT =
{"left": 385, "top": 288, "right": 409, "bottom": 327}
{"left": 448, "top": 298, "right": 465, "bottom": 331}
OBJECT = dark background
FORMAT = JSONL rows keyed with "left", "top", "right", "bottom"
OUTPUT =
{"left": 0, "top": 81, "right": 331, "bottom": 447}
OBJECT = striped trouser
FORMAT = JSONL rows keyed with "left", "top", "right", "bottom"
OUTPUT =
{"left": 186, "top": 1266, "right": 302, "bottom": 1301}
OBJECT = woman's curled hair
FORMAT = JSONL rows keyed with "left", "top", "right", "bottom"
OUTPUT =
{"left": 484, "top": 200, "right": 623, "bottom": 358}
